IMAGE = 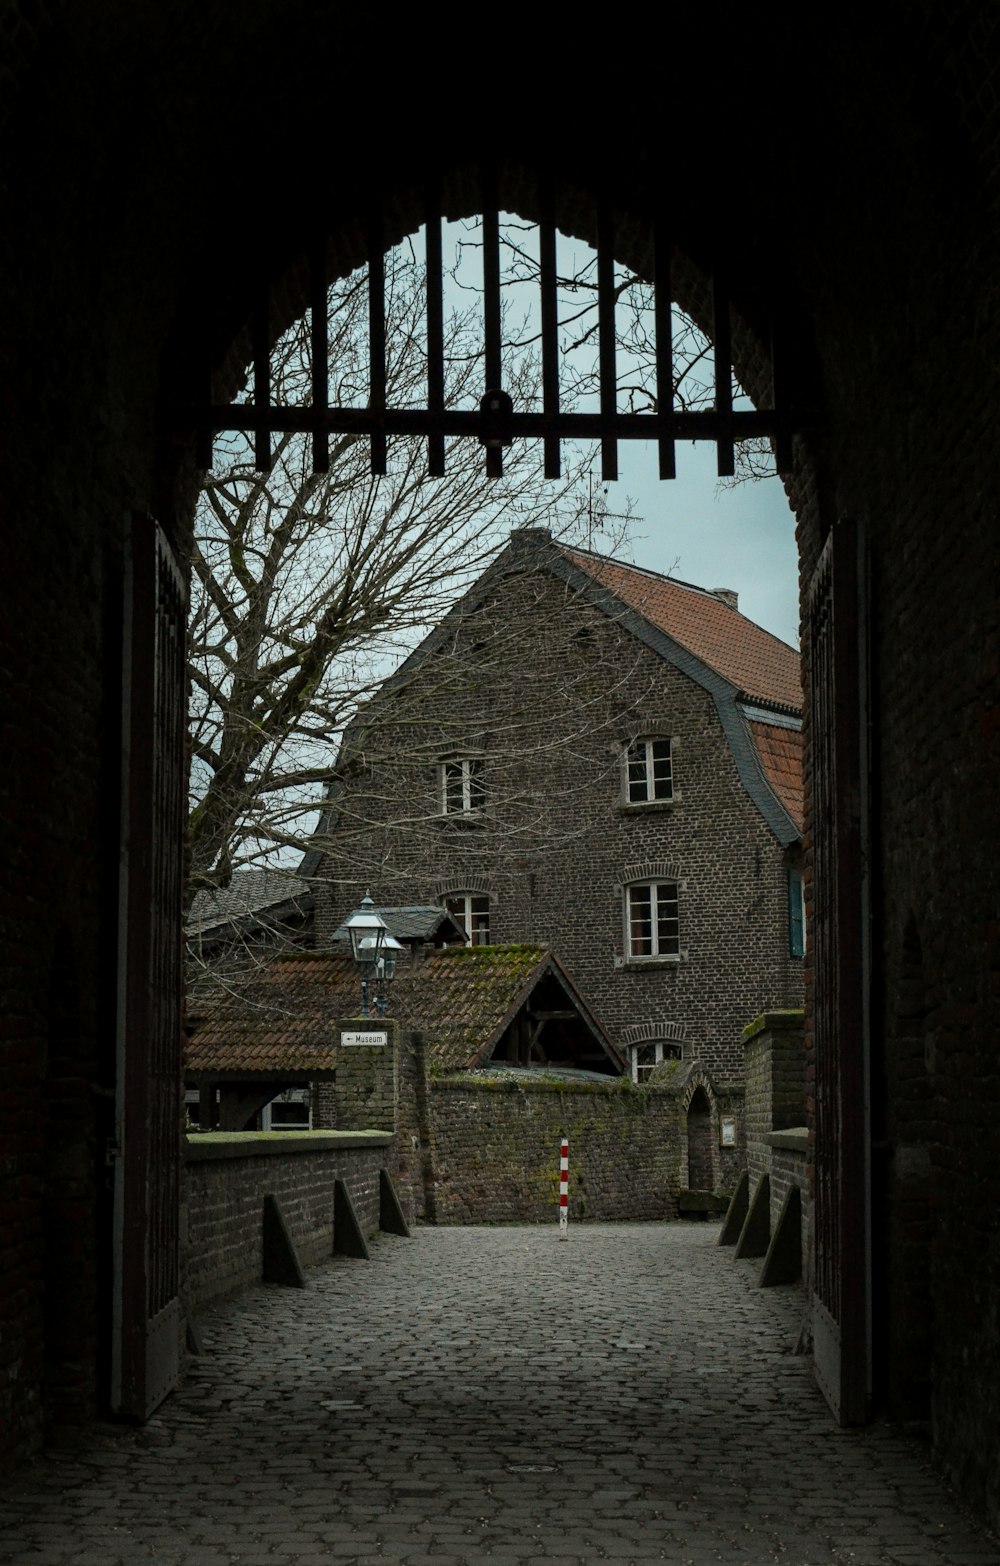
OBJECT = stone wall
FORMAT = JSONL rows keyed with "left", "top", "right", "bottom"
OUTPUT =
{"left": 333, "top": 1018, "right": 399, "bottom": 1134}
{"left": 744, "top": 1011, "right": 806, "bottom": 1191}
{"left": 183, "top": 1132, "right": 390, "bottom": 1315}
{"left": 768, "top": 1133, "right": 809, "bottom": 1236}
{"left": 423, "top": 1075, "right": 683, "bottom": 1225}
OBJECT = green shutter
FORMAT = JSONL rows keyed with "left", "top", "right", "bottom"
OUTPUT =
{"left": 788, "top": 866, "right": 805, "bottom": 957}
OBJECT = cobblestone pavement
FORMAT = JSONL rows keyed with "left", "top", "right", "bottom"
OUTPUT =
{"left": 2, "top": 1224, "right": 998, "bottom": 1566}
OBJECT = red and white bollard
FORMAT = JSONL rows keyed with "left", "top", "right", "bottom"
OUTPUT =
{"left": 559, "top": 1136, "right": 569, "bottom": 1240}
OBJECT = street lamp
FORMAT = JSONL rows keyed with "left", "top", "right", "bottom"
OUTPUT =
{"left": 344, "top": 892, "right": 402, "bottom": 1017}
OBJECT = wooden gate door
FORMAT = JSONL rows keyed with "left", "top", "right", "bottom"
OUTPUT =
{"left": 112, "top": 515, "right": 187, "bottom": 1420}
{"left": 808, "top": 514, "right": 870, "bottom": 1425}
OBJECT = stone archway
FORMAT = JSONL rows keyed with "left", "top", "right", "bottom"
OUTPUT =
{"left": 686, "top": 1085, "right": 714, "bottom": 1192}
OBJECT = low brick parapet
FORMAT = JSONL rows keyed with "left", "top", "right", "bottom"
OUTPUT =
{"left": 183, "top": 1131, "right": 392, "bottom": 1313}
{"left": 186, "top": 1130, "right": 391, "bottom": 1161}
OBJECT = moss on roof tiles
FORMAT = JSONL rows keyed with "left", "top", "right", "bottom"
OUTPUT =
{"left": 186, "top": 944, "right": 565, "bottom": 1076}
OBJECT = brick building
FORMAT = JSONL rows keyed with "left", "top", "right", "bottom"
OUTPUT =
{"left": 307, "top": 529, "right": 804, "bottom": 1085}
{"left": 4, "top": 8, "right": 1000, "bottom": 1535}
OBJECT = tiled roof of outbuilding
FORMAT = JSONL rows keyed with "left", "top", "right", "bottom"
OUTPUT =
{"left": 561, "top": 546, "right": 803, "bottom": 713}
{"left": 187, "top": 945, "right": 617, "bottom": 1076}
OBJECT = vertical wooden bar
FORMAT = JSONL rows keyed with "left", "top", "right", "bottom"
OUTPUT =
{"left": 253, "top": 292, "right": 271, "bottom": 472}
{"left": 652, "top": 218, "right": 676, "bottom": 480}
{"left": 482, "top": 168, "right": 504, "bottom": 477}
{"left": 712, "top": 266, "right": 735, "bottom": 478}
{"left": 368, "top": 209, "right": 387, "bottom": 476}
{"left": 540, "top": 181, "right": 560, "bottom": 479}
{"left": 597, "top": 200, "right": 618, "bottom": 482}
{"left": 425, "top": 185, "right": 446, "bottom": 477}
{"left": 311, "top": 239, "right": 329, "bottom": 474}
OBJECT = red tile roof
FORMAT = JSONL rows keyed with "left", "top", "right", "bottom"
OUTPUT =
{"left": 747, "top": 720, "right": 804, "bottom": 832}
{"left": 562, "top": 547, "right": 803, "bottom": 713}
{"left": 187, "top": 945, "right": 614, "bottom": 1075}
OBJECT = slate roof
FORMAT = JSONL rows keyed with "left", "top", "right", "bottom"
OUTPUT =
{"left": 187, "top": 945, "right": 619, "bottom": 1077}
{"left": 562, "top": 545, "right": 803, "bottom": 712}
{"left": 330, "top": 905, "right": 466, "bottom": 945}
{"left": 188, "top": 869, "right": 312, "bottom": 936}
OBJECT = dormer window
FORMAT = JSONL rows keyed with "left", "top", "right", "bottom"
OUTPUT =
{"left": 439, "top": 757, "right": 485, "bottom": 817}
{"left": 624, "top": 737, "right": 673, "bottom": 804}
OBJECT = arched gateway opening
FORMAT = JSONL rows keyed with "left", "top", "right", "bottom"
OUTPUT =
{"left": 148, "top": 173, "right": 861, "bottom": 1428}
{"left": 6, "top": 19, "right": 1000, "bottom": 1532}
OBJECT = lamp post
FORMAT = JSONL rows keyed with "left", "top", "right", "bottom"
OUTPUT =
{"left": 344, "top": 892, "right": 402, "bottom": 1018}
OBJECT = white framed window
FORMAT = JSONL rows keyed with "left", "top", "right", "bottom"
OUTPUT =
{"left": 626, "top": 880, "right": 680, "bottom": 959}
{"left": 624, "top": 737, "right": 673, "bottom": 804}
{"left": 439, "top": 757, "right": 485, "bottom": 816}
{"left": 630, "top": 1040, "right": 684, "bottom": 1082}
{"left": 443, "top": 892, "right": 491, "bottom": 945}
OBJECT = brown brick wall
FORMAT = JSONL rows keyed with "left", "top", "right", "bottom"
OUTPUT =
{"left": 425, "top": 1077, "right": 683, "bottom": 1225}
{"left": 182, "top": 1134, "right": 390, "bottom": 1314}
{"left": 312, "top": 571, "right": 803, "bottom": 1085}
{"left": 743, "top": 1013, "right": 806, "bottom": 1192}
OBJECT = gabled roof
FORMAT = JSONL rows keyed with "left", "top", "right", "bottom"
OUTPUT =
{"left": 188, "top": 869, "right": 312, "bottom": 937}
{"left": 540, "top": 534, "right": 803, "bottom": 844}
{"left": 394, "top": 944, "right": 616, "bottom": 1070}
{"left": 560, "top": 545, "right": 803, "bottom": 713}
{"left": 186, "top": 944, "right": 620, "bottom": 1077}
{"left": 300, "top": 527, "right": 804, "bottom": 867}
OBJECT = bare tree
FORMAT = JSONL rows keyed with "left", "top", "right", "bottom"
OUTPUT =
{"left": 188, "top": 213, "right": 772, "bottom": 903}
{"left": 187, "top": 241, "right": 629, "bottom": 897}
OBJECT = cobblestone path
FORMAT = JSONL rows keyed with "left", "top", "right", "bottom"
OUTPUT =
{"left": 2, "top": 1224, "right": 997, "bottom": 1566}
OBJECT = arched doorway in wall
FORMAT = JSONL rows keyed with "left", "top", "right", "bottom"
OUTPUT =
{"left": 170, "top": 166, "right": 867, "bottom": 1431}
{"left": 686, "top": 1086, "right": 713, "bottom": 1191}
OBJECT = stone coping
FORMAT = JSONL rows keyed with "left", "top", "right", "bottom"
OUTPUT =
{"left": 185, "top": 1130, "right": 392, "bottom": 1162}
{"left": 430, "top": 1072, "right": 660, "bottom": 1095}
{"left": 766, "top": 1127, "right": 808, "bottom": 1153}
{"left": 743, "top": 1009, "right": 805, "bottom": 1042}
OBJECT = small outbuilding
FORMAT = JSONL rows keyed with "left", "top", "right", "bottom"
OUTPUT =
{"left": 186, "top": 942, "right": 622, "bottom": 1131}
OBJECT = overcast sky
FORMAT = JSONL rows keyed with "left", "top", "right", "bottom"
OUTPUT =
{"left": 594, "top": 441, "right": 800, "bottom": 649}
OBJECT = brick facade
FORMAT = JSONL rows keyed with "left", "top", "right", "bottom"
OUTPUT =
{"left": 311, "top": 552, "right": 803, "bottom": 1084}
{"left": 183, "top": 1132, "right": 390, "bottom": 1314}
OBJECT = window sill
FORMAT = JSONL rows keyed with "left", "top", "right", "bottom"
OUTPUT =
{"left": 618, "top": 797, "right": 679, "bottom": 815}
{"left": 435, "top": 813, "right": 486, "bottom": 830}
{"left": 617, "top": 955, "right": 683, "bottom": 971}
